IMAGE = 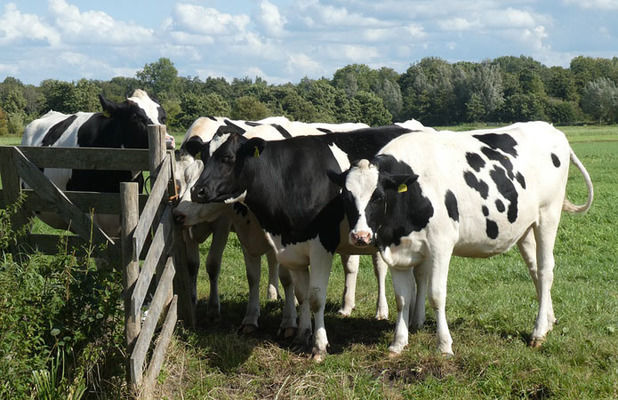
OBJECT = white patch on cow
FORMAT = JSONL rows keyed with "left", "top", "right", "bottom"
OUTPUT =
{"left": 328, "top": 143, "right": 350, "bottom": 172}
{"left": 128, "top": 89, "right": 162, "bottom": 126}
{"left": 345, "top": 160, "right": 379, "bottom": 237}
{"left": 224, "top": 190, "right": 247, "bottom": 204}
{"left": 209, "top": 133, "right": 231, "bottom": 156}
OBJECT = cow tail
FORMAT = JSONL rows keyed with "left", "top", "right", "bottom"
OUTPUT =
{"left": 563, "top": 148, "right": 593, "bottom": 214}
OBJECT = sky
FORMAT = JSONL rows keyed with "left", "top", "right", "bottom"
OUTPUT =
{"left": 1, "top": 0, "right": 617, "bottom": 86}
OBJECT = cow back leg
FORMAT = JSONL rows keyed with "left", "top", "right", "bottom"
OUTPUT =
{"left": 372, "top": 253, "right": 389, "bottom": 320}
{"left": 308, "top": 246, "right": 334, "bottom": 361}
{"left": 530, "top": 209, "right": 561, "bottom": 346}
{"left": 338, "top": 254, "right": 359, "bottom": 316}
{"left": 266, "top": 250, "right": 280, "bottom": 301}
{"left": 389, "top": 267, "right": 414, "bottom": 354}
{"left": 277, "top": 262, "right": 298, "bottom": 339}
{"left": 427, "top": 252, "right": 454, "bottom": 356}
{"left": 410, "top": 261, "right": 429, "bottom": 332}
{"left": 290, "top": 267, "right": 312, "bottom": 348}
{"left": 205, "top": 218, "right": 231, "bottom": 319}
{"left": 239, "top": 246, "right": 261, "bottom": 334}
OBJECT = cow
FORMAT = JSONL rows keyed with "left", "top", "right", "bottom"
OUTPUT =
{"left": 21, "top": 89, "right": 171, "bottom": 236}
{"left": 190, "top": 125, "right": 417, "bottom": 360}
{"left": 174, "top": 117, "right": 392, "bottom": 334}
{"left": 329, "top": 121, "right": 594, "bottom": 356}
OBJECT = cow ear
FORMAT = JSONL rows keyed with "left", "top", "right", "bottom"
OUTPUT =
{"left": 99, "top": 94, "right": 120, "bottom": 116}
{"left": 382, "top": 173, "right": 419, "bottom": 193}
{"left": 239, "top": 137, "right": 266, "bottom": 160}
{"left": 183, "top": 136, "right": 206, "bottom": 158}
{"left": 327, "top": 169, "right": 348, "bottom": 188}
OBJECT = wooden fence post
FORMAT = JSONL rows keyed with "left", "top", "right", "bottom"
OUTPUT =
{"left": 121, "top": 182, "right": 140, "bottom": 393}
{"left": 0, "top": 148, "right": 28, "bottom": 256}
{"left": 148, "top": 125, "right": 165, "bottom": 184}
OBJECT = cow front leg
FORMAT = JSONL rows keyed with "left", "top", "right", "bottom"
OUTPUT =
{"left": 290, "top": 268, "right": 312, "bottom": 349}
{"left": 388, "top": 267, "right": 414, "bottom": 355}
{"left": 309, "top": 247, "right": 334, "bottom": 362}
{"left": 338, "top": 254, "right": 359, "bottom": 316}
{"left": 277, "top": 263, "right": 297, "bottom": 339}
{"left": 372, "top": 253, "right": 389, "bottom": 320}
{"left": 205, "top": 219, "right": 231, "bottom": 319}
{"left": 410, "top": 261, "right": 428, "bottom": 331}
{"left": 239, "top": 247, "right": 261, "bottom": 334}
{"left": 428, "top": 254, "right": 453, "bottom": 356}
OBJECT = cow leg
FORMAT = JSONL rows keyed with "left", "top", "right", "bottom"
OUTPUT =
{"left": 338, "top": 254, "right": 359, "bottom": 316}
{"left": 309, "top": 247, "right": 334, "bottom": 362}
{"left": 372, "top": 253, "right": 389, "bottom": 320}
{"left": 530, "top": 210, "right": 561, "bottom": 347}
{"left": 410, "top": 262, "right": 428, "bottom": 332}
{"left": 388, "top": 267, "right": 414, "bottom": 354}
{"left": 428, "top": 253, "right": 453, "bottom": 356}
{"left": 205, "top": 218, "right": 231, "bottom": 319}
{"left": 266, "top": 250, "right": 280, "bottom": 301}
{"left": 290, "top": 267, "right": 312, "bottom": 348}
{"left": 518, "top": 227, "right": 556, "bottom": 331}
{"left": 239, "top": 246, "right": 261, "bottom": 334}
{"left": 277, "top": 263, "right": 297, "bottom": 339}
{"left": 183, "top": 231, "right": 201, "bottom": 309}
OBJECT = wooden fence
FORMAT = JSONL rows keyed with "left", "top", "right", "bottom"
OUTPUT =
{"left": 0, "top": 125, "right": 193, "bottom": 399}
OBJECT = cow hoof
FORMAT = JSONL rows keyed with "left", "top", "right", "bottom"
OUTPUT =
{"left": 238, "top": 324, "right": 258, "bottom": 335}
{"left": 338, "top": 307, "right": 353, "bottom": 317}
{"left": 530, "top": 337, "right": 545, "bottom": 348}
{"left": 388, "top": 344, "right": 404, "bottom": 356}
{"left": 278, "top": 326, "right": 297, "bottom": 339}
{"left": 375, "top": 311, "right": 389, "bottom": 321}
{"left": 311, "top": 348, "right": 327, "bottom": 362}
{"left": 441, "top": 351, "right": 455, "bottom": 359}
{"left": 387, "top": 350, "right": 401, "bottom": 359}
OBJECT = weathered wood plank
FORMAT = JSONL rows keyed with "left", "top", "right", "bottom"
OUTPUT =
{"left": 121, "top": 182, "right": 141, "bottom": 388}
{"left": 0, "top": 148, "right": 29, "bottom": 255}
{"left": 142, "top": 295, "right": 177, "bottom": 399}
{"left": 12, "top": 147, "right": 114, "bottom": 246}
{"left": 24, "top": 233, "right": 120, "bottom": 262}
{"left": 148, "top": 125, "right": 165, "bottom": 184}
{"left": 130, "top": 257, "right": 175, "bottom": 387}
{"left": 133, "top": 156, "right": 170, "bottom": 260}
{"left": 13, "top": 146, "right": 150, "bottom": 170}
{"left": 22, "top": 190, "right": 149, "bottom": 215}
{"left": 172, "top": 223, "right": 196, "bottom": 328}
{"left": 131, "top": 206, "right": 174, "bottom": 317}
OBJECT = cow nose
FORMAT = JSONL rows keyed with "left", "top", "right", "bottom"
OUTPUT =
{"left": 191, "top": 185, "right": 208, "bottom": 203}
{"left": 350, "top": 231, "right": 372, "bottom": 246}
{"left": 172, "top": 208, "right": 186, "bottom": 225}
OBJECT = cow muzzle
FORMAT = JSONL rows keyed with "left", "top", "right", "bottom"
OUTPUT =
{"left": 350, "top": 230, "right": 373, "bottom": 247}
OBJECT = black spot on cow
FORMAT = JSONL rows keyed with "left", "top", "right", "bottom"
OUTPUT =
{"left": 515, "top": 172, "right": 526, "bottom": 189}
{"left": 245, "top": 121, "right": 262, "bottom": 127}
{"left": 317, "top": 127, "right": 333, "bottom": 134}
{"left": 233, "top": 203, "right": 249, "bottom": 217}
{"left": 223, "top": 119, "right": 247, "bottom": 135}
{"left": 464, "top": 171, "right": 489, "bottom": 199}
{"left": 444, "top": 190, "right": 459, "bottom": 222}
{"left": 489, "top": 166, "right": 518, "bottom": 223}
{"left": 273, "top": 124, "right": 292, "bottom": 139}
{"left": 473, "top": 133, "right": 519, "bottom": 157}
{"left": 481, "top": 146, "right": 515, "bottom": 179}
{"left": 495, "top": 199, "right": 505, "bottom": 213}
{"left": 482, "top": 205, "right": 489, "bottom": 216}
{"left": 551, "top": 153, "right": 561, "bottom": 168}
{"left": 41, "top": 115, "right": 77, "bottom": 146}
{"left": 207, "top": 116, "right": 218, "bottom": 121}
{"left": 486, "top": 219, "right": 499, "bottom": 239}
{"left": 465, "top": 152, "right": 485, "bottom": 172}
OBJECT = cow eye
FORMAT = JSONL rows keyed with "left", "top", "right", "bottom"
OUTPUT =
{"left": 222, "top": 155, "right": 234, "bottom": 164}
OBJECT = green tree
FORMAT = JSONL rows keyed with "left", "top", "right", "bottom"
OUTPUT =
{"left": 281, "top": 91, "right": 319, "bottom": 122}
{"left": 231, "top": 96, "right": 270, "bottom": 121}
{"left": 580, "top": 77, "right": 618, "bottom": 123}
{"left": 136, "top": 58, "right": 179, "bottom": 99}
{"left": 353, "top": 91, "right": 391, "bottom": 126}
{"left": 0, "top": 107, "right": 9, "bottom": 136}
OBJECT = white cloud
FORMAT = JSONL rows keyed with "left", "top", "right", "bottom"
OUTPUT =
{"left": 258, "top": 0, "right": 287, "bottom": 37}
{"left": 564, "top": 0, "right": 618, "bottom": 10}
{"left": 172, "top": 4, "right": 250, "bottom": 36}
{"left": 49, "top": 0, "right": 153, "bottom": 45}
{"left": 286, "top": 53, "right": 323, "bottom": 76}
{"left": 438, "top": 17, "right": 477, "bottom": 31}
{"left": 405, "top": 24, "right": 427, "bottom": 39}
{"left": 0, "top": 3, "right": 60, "bottom": 46}
{"left": 296, "top": 1, "right": 383, "bottom": 28}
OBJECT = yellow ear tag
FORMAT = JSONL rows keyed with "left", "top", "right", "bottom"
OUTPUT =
{"left": 102, "top": 110, "right": 111, "bottom": 118}
{"left": 397, "top": 183, "right": 408, "bottom": 193}
{"left": 253, "top": 146, "right": 260, "bottom": 158}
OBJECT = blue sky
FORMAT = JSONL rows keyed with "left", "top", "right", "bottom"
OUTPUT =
{"left": 1, "top": 0, "right": 617, "bottom": 85}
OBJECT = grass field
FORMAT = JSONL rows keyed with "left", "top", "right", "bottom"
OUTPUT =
{"left": 1, "top": 125, "right": 616, "bottom": 399}
{"left": 151, "top": 128, "right": 617, "bottom": 399}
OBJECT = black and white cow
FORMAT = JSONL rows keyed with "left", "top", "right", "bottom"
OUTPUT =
{"left": 174, "top": 117, "right": 392, "bottom": 334}
{"left": 21, "top": 89, "right": 171, "bottom": 236}
{"left": 331, "top": 121, "right": 594, "bottom": 356}
{"left": 190, "top": 125, "right": 417, "bottom": 360}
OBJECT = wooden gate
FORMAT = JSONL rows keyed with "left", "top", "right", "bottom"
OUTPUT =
{"left": 0, "top": 125, "right": 193, "bottom": 399}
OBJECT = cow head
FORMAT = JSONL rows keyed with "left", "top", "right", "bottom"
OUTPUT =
{"left": 191, "top": 133, "right": 264, "bottom": 204}
{"left": 331, "top": 156, "right": 427, "bottom": 248}
{"left": 98, "top": 89, "right": 174, "bottom": 149}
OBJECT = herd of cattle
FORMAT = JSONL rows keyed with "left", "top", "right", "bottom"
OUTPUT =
{"left": 21, "top": 90, "right": 593, "bottom": 360}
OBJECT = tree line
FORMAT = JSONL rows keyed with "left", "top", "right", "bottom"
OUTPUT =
{"left": 1, "top": 55, "right": 618, "bottom": 136}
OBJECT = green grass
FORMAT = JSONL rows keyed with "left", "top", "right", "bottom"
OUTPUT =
{"left": 149, "top": 132, "right": 617, "bottom": 399}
